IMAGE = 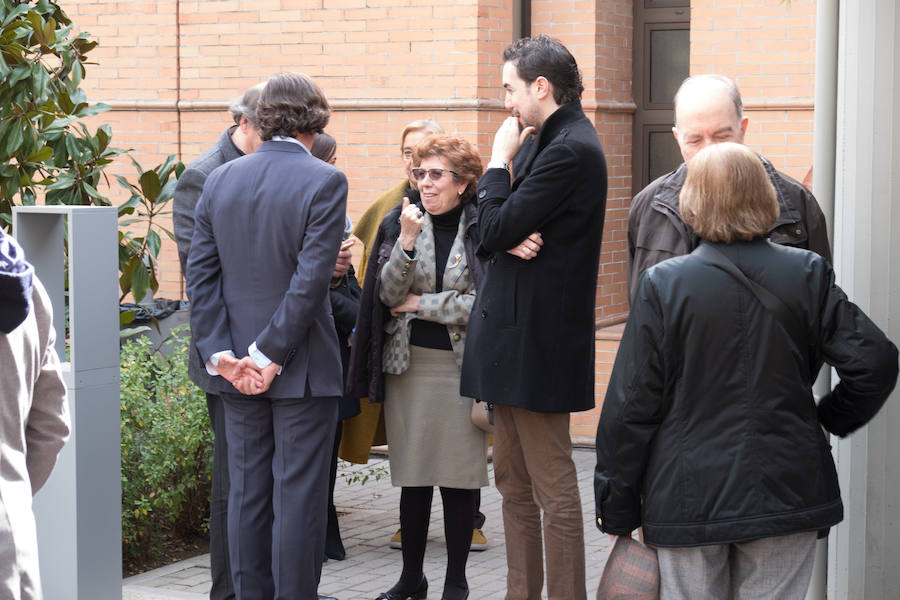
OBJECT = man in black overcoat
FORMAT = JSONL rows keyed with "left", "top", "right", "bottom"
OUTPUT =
{"left": 460, "top": 35, "right": 607, "bottom": 600}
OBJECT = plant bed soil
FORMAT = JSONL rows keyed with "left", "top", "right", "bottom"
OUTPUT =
{"left": 123, "top": 534, "right": 210, "bottom": 578}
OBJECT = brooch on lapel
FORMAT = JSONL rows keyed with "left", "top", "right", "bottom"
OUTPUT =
{"left": 447, "top": 253, "right": 462, "bottom": 269}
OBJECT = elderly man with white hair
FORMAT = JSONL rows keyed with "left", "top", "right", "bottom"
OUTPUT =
{"left": 627, "top": 74, "right": 831, "bottom": 303}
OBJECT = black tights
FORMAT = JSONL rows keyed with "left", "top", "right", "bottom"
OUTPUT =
{"left": 393, "top": 486, "right": 474, "bottom": 599}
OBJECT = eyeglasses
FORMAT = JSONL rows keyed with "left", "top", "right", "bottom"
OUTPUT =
{"left": 411, "top": 168, "right": 458, "bottom": 182}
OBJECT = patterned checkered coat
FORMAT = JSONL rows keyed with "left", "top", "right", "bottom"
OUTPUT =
{"left": 378, "top": 209, "right": 475, "bottom": 374}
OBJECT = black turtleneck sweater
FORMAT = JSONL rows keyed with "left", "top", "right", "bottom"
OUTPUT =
{"left": 409, "top": 202, "right": 464, "bottom": 350}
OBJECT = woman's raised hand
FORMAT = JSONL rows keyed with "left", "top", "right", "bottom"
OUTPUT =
{"left": 398, "top": 196, "right": 424, "bottom": 251}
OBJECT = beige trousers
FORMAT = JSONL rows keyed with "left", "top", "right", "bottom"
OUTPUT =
{"left": 493, "top": 405, "right": 587, "bottom": 600}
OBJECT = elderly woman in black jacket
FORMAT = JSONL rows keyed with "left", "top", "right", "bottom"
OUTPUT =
{"left": 594, "top": 142, "right": 898, "bottom": 599}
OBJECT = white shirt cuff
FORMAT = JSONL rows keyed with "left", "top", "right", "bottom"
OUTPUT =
{"left": 249, "top": 342, "right": 282, "bottom": 375}
{"left": 206, "top": 350, "right": 235, "bottom": 376}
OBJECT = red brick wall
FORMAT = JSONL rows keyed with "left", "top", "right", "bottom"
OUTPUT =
{"left": 531, "top": 0, "right": 634, "bottom": 325}
{"left": 67, "top": 0, "right": 512, "bottom": 300}
{"left": 67, "top": 0, "right": 637, "bottom": 319}
{"left": 581, "top": 0, "right": 819, "bottom": 440}
{"left": 690, "top": 0, "right": 816, "bottom": 181}
{"left": 62, "top": 0, "right": 821, "bottom": 440}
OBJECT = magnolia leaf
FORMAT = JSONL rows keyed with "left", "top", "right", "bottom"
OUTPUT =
{"left": 118, "top": 196, "right": 139, "bottom": 216}
{"left": 7, "top": 62, "right": 31, "bottom": 86}
{"left": 75, "top": 102, "right": 109, "bottom": 118}
{"left": 131, "top": 262, "right": 150, "bottom": 303}
{"left": 120, "top": 325, "right": 150, "bottom": 338}
{"left": 42, "top": 17, "right": 55, "bottom": 46}
{"left": 25, "top": 12, "right": 43, "bottom": 43}
{"left": 80, "top": 180, "right": 104, "bottom": 201}
{"left": 5, "top": 124, "right": 23, "bottom": 157}
{"left": 1, "top": 4, "right": 32, "bottom": 28}
{"left": 139, "top": 169, "right": 161, "bottom": 202}
{"left": 71, "top": 59, "right": 83, "bottom": 87}
{"left": 26, "top": 146, "right": 52, "bottom": 162}
{"left": 156, "top": 178, "right": 178, "bottom": 204}
{"left": 43, "top": 173, "right": 75, "bottom": 191}
{"left": 157, "top": 155, "right": 177, "bottom": 180}
{"left": 97, "top": 125, "right": 110, "bottom": 152}
{"left": 146, "top": 229, "right": 161, "bottom": 258}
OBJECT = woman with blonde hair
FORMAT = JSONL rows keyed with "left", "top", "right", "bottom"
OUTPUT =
{"left": 595, "top": 142, "right": 897, "bottom": 599}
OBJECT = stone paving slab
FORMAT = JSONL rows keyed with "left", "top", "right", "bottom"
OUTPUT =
{"left": 124, "top": 448, "right": 612, "bottom": 600}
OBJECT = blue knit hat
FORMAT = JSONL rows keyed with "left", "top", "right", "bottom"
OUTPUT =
{"left": 0, "top": 230, "right": 34, "bottom": 333}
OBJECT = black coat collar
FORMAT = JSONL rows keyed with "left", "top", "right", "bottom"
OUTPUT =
{"left": 512, "top": 101, "right": 586, "bottom": 179}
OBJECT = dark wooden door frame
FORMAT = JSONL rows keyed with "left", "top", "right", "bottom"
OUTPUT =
{"left": 632, "top": 1, "right": 690, "bottom": 195}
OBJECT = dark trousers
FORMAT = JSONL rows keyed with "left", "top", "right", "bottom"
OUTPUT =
{"left": 207, "top": 393, "right": 235, "bottom": 600}
{"left": 325, "top": 421, "right": 345, "bottom": 559}
{"left": 223, "top": 393, "right": 338, "bottom": 600}
{"left": 473, "top": 490, "right": 485, "bottom": 529}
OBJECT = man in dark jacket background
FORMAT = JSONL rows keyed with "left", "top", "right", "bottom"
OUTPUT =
{"left": 627, "top": 74, "right": 831, "bottom": 303}
{"left": 173, "top": 82, "right": 264, "bottom": 600}
{"left": 460, "top": 35, "right": 607, "bottom": 600}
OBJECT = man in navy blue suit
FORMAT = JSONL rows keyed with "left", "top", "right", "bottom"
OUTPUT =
{"left": 186, "top": 72, "right": 347, "bottom": 600}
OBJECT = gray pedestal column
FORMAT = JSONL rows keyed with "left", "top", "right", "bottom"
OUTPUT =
{"left": 13, "top": 206, "right": 122, "bottom": 600}
{"left": 828, "top": 1, "right": 900, "bottom": 597}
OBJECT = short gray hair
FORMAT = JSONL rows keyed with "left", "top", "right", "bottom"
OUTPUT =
{"left": 673, "top": 74, "right": 743, "bottom": 128}
{"left": 228, "top": 82, "right": 266, "bottom": 127}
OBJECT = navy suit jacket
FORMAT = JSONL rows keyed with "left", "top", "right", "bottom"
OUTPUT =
{"left": 186, "top": 140, "right": 348, "bottom": 398}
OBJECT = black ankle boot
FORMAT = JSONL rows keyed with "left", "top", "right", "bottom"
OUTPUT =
{"left": 374, "top": 575, "right": 428, "bottom": 600}
{"left": 324, "top": 534, "right": 346, "bottom": 561}
{"left": 440, "top": 578, "right": 468, "bottom": 600}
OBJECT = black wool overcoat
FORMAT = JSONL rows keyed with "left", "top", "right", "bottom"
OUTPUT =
{"left": 460, "top": 101, "right": 608, "bottom": 413}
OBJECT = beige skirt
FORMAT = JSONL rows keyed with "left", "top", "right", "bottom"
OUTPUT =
{"left": 384, "top": 345, "right": 489, "bottom": 488}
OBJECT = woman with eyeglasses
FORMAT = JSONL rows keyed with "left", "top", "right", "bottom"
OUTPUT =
{"left": 364, "top": 134, "right": 488, "bottom": 600}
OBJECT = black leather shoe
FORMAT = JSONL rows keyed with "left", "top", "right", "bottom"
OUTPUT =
{"left": 374, "top": 575, "right": 428, "bottom": 599}
{"left": 325, "top": 537, "right": 346, "bottom": 561}
{"left": 440, "top": 582, "right": 468, "bottom": 600}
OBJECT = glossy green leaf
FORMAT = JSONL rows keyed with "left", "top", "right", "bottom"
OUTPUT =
{"left": 131, "top": 261, "right": 150, "bottom": 303}
{"left": 97, "top": 124, "right": 110, "bottom": 152}
{"left": 4, "top": 121, "right": 23, "bottom": 156}
{"left": 146, "top": 229, "right": 161, "bottom": 258}
{"left": 26, "top": 146, "right": 52, "bottom": 162}
{"left": 120, "top": 310, "right": 136, "bottom": 325}
{"left": 43, "top": 173, "right": 74, "bottom": 191}
{"left": 2, "top": 5, "right": 32, "bottom": 29}
{"left": 139, "top": 169, "right": 161, "bottom": 202}
{"left": 25, "top": 12, "right": 43, "bottom": 43}
{"left": 42, "top": 17, "right": 55, "bottom": 46}
{"left": 118, "top": 196, "right": 140, "bottom": 216}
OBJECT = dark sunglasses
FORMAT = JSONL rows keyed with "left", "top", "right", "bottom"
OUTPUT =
{"left": 412, "top": 168, "right": 458, "bottom": 182}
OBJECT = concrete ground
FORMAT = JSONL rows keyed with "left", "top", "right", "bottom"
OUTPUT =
{"left": 123, "top": 447, "right": 612, "bottom": 600}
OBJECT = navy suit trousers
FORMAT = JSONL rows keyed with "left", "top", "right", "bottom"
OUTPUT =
{"left": 222, "top": 392, "right": 338, "bottom": 600}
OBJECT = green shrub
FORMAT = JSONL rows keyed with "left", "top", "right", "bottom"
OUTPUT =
{"left": 120, "top": 327, "right": 212, "bottom": 560}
